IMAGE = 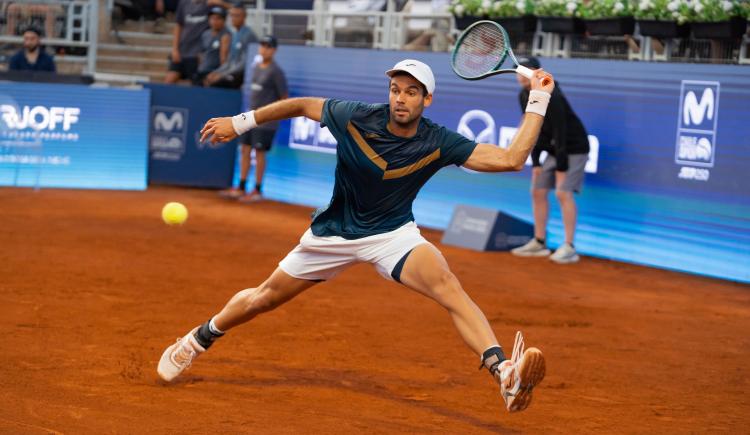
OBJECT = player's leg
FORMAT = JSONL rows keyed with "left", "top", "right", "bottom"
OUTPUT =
{"left": 550, "top": 154, "right": 587, "bottom": 264}
{"left": 398, "top": 244, "right": 545, "bottom": 412}
{"left": 157, "top": 267, "right": 318, "bottom": 382}
{"left": 212, "top": 267, "right": 315, "bottom": 331}
{"left": 512, "top": 162, "right": 554, "bottom": 257}
{"left": 158, "top": 228, "right": 356, "bottom": 382}
{"left": 399, "top": 244, "right": 497, "bottom": 355}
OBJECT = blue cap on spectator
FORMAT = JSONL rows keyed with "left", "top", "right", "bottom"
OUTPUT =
{"left": 259, "top": 35, "right": 278, "bottom": 48}
{"left": 208, "top": 6, "right": 227, "bottom": 18}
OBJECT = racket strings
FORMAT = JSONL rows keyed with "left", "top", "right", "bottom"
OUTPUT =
{"left": 453, "top": 22, "right": 508, "bottom": 78}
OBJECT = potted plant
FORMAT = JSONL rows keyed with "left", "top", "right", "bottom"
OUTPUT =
{"left": 634, "top": 0, "right": 691, "bottom": 38}
{"left": 449, "top": 0, "right": 488, "bottom": 30}
{"left": 535, "top": 0, "right": 586, "bottom": 34}
{"left": 486, "top": 0, "right": 537, "bottom": 35}
{"left": 688, "top": 0, "right": 748, "bottom": 39}
{"left": 580, "top": 0, "right": 636, "bottom": 36}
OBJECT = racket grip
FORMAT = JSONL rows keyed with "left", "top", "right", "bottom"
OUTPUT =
{"left": 517, "top": 64, "right": 552, "bottom": 87}
{"left": 516, "top": 65, "right": 534, "bottom": 79}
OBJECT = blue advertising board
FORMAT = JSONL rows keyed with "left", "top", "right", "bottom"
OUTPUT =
{"left": 146, "top": 84, "right": 241, "bottom": 188}
{"left": 243, "top": 47, "right": 749, "bottom": 283}
{"left": 0, "top": 82, "right": 149, "bottom": 190}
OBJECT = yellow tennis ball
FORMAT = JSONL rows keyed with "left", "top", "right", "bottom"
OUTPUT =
{"left": 162, "top": 202, "right": 188, "bottom": 225}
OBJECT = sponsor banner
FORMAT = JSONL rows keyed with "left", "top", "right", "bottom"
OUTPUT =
{"left": 675, "top": 81, "right": 720, "bottom": 181}
{"left": 146, "top": 84, "right": 241, "bottom": 188}
{"left": 0, "top": 82, "right": 149, "bottom": 190}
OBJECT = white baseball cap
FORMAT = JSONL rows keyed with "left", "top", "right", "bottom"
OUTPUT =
{"left": 385, "top": 59, "right": 435, "bottom": 95}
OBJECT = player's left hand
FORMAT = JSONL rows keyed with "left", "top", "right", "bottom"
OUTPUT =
{"left": 200, "top": 117, "right": 238, "bottom": 144}
{"left": 531, "top": 69, "right": 555, "bottom": 94}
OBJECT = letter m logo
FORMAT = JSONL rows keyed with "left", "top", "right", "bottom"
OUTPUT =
{"left": 679, "top": 81, "right": 720, "bottom": 131}
{"left": 152, "top": 107, "right": 187, "bottom": 133}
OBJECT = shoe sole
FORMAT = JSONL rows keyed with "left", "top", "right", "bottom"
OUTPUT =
{"left": 507, "top": 348, "right": 546, "bottom": 412}
{"left": 511, "top": 249, "right": 551, "bottom": 258}
{"left": 550, "top": 254, "right": 580, "bottom": 264}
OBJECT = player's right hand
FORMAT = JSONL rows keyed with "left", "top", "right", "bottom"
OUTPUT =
{"left": 531, "top": 69, "right": 555, "bottom": 94}
{"left": 200, "top": 117, "right": 238, "bottom": 144}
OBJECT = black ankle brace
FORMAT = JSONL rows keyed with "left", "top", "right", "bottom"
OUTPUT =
{"left": 194, "top": 320, "right": 223, "bottom": 349}
{"left": 479, "top": 346, "right": 507, "bottom": 374}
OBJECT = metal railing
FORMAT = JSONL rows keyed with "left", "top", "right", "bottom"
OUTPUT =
{"left": 0, "top": 0, "right": 98, "bottom": 73}
{"left": 247, "top": 0, "right": 454, "bottom": 50}
{"left": 246, "top": 2, "right": 748, "bottom": 64}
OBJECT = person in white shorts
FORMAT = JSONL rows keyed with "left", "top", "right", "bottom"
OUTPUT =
{"left": 157, "top": 59, "right": 554, "bottom": 412}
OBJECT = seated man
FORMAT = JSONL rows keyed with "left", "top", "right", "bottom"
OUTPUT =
{"left": 195, "top": 6, "right": 231, "bottom": 86}
{"left": 9, "top": 26, "right": 56, "bottom": 72}
{"left": 205, "top": 2, "right": 258, "bottom": 88}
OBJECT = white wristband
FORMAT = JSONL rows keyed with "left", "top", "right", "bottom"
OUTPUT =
{"left": 525, "top": 90, "right": 551, "bottom": 117}
{"left": 231, "top": 110, "right": 257, "bottom": 135}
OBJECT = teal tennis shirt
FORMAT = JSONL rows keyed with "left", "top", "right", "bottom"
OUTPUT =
{"left": 310, "top": 98, "right": 478, "bottom": 239}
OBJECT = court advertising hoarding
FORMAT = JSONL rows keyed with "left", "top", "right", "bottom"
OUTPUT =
{"left": 0, "top": 82, "right": 149, "bottom": 190}
{"left": 146, "top": 84, "right": 241, "bottom": 188}
{"left": 244, "top": 47, "right": 749, "bottom": 283}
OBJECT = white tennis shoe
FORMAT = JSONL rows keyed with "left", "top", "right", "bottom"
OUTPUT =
{"left": 511, "top": 239, "right": 551, "bottom": 257}
{"left": 157, "top": 327, "right": 205, "bottom": 382}
{"left": 495, "top": 331, "right": 546, "bottom": 412}
{"left": 550, "top": 243, "right": 580, "bottom": 264}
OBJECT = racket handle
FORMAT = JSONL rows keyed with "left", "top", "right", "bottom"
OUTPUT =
{"left": 516, "top": 65, "right": 534, "bottom": 79}
{"left": 517, "top": 64, "right": 552, "bottom": 87}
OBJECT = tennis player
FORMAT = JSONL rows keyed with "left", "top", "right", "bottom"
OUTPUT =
{"left": 158, "top": 59, "right": 554, "bottom": 412}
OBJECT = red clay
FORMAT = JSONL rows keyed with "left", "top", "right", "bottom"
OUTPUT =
{"left": 1, "top": 186, "right": 748, "bottom": 434}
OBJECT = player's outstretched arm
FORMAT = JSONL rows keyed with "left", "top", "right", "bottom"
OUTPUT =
{"left": 463, "top": 70, "right": 554, "bottom": 172}
{"left": 200, "top": 97, "right": 325, "bottom": 143}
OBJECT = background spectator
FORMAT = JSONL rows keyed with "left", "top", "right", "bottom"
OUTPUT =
{"left": 219, "top": 35, "right": 287, "bottom": 202}
{"left": 205, "top": 2, "right": 258, "bottom": 88}
{"left": 511, "top": 57, "right": 590, "bottom": 264}
{"left": 166, "top": 0, "right": 233, "bottom": 84}
{"left": 9, "top": 26, "right": 55, "bottom": 72}
{"left": 196, "top": 6, "right": 231, "bottom": 85}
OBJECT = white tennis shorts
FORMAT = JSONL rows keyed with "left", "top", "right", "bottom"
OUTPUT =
{"left": 279, "top": 221, "right": 430, "bottom": 282}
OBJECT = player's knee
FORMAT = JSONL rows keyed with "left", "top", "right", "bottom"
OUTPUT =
{"left": 431, "top": 270, "right": 463, "bottom": 305}
{"left": 532, "top": 189, "right": 547, "bottom": 201}
{"left": 249, "top": 283, "right": 284, "bottom": 313}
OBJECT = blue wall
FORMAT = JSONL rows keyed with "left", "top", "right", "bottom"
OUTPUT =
{"left": 0, "top": 82, "right": 149, "bottom": 190}
{"left": 244, "top": 46, "right": 750, "bottom": 283}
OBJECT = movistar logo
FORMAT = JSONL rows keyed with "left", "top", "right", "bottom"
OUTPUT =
{"left": 683, "top": 88, "right": 714, "bottom": 126}
{"left": 154, "top": 111, "right": 184, "bottom": 132}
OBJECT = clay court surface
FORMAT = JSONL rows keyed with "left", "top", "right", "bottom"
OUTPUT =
{"left": 1, "top": 186, "right": 748, "bottom": 434}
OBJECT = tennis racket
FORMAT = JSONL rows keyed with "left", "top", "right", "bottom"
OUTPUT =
{"left": 451, "top": 20, "right": 551, "bottom": 86}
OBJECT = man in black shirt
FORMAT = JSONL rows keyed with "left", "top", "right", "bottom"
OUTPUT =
{"left": 511, "top": 57, "right": 589, "bottom": 264}
{"left": 9, "top": 27, "right": 55, "bottom": 73}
